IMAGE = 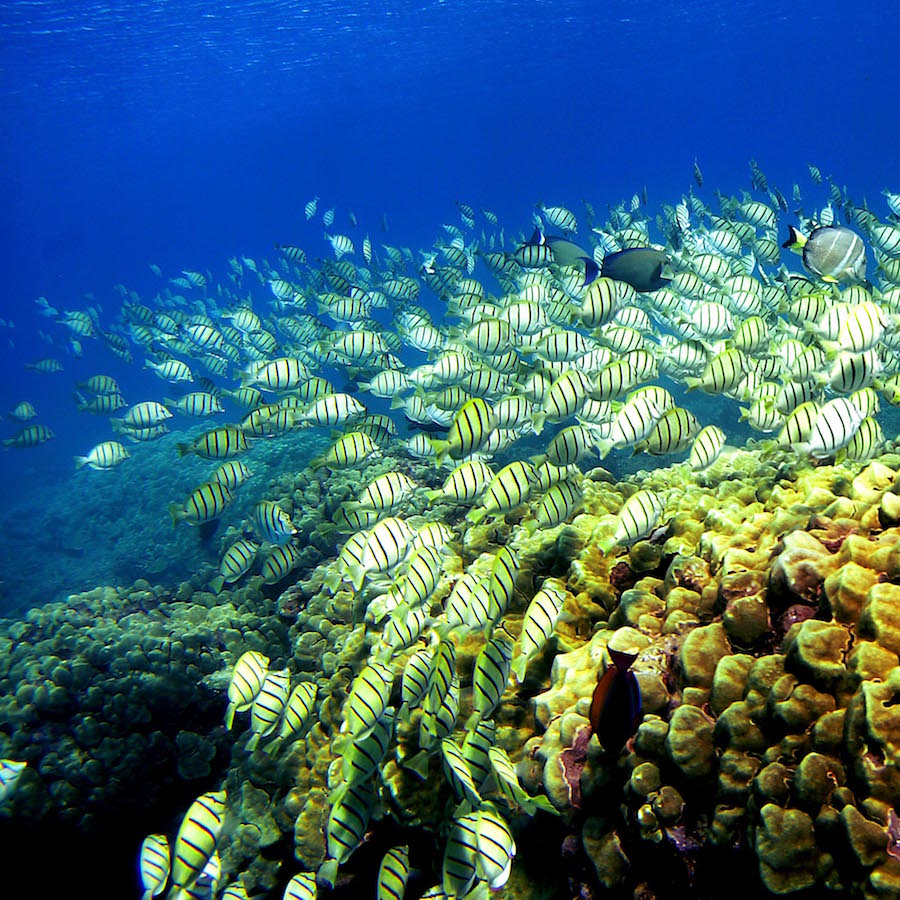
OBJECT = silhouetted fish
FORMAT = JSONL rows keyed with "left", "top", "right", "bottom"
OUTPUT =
{"left": 600, "top": 247, "right": 671, "bottom": 292}
{"left": 589, "top": 646, "right": 641, "bottom": 754}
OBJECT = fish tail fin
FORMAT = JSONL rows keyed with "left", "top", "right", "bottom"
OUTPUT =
{"left": 224, "top": 704, "right": 236, "bottom": 730}
{"left": 781, "top": 225, "right": 807, "bottom": 252}
{"left": 424, "top": 488, "right": 443, "bottom": 503}
{"left": 348, "top": 564, "right": 367, "bottom": 593}
{"left": 596, "top": 534, "right": 616, "bottom": 555}
{"left": 594, "top": 437, "right": 614, "bottom": 460}
{"left": 466, "top": 506, "right": 488, "bottom": 526}
{"left": 403, "top": 749, "right": 432, "bottom": 780}
{"left": 511, "top": 654, "right": 527, "bottom": 683}
{"left": 531, "top": 412, "right": 546, "bottom": 435}
{"left": 74, "top": 456, "right": 88, "bottom": 470}
{"left": 209, "top": 575, "right": 225, "bottom": 595}
{"left": 318, "top": 859, "right": 339, "bottom": 890}
{"left": 167, "top": 502, "right": 184, "bottom": 526}
{"left": 176, "top": 443, "right": 191, "bottom": 458}
{"left": 245, "top": 732, "right": 260, "bottom": 752}
{"left": 428, "top": 438, "right": 450, "bottom": 466}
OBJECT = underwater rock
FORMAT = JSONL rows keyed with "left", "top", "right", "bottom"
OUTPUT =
{"left": 755, "top": 804, "right": 818, "bottom": 893}
{"left": 785, "top": 619, "right": 851, "bottom": 686}
{"left": 678, "top": 622, "right": 730, "bottom": 688}
{"left": 859, "top": 584, "right": 900, "bottom": 655}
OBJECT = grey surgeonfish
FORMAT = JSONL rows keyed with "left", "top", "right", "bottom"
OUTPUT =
{"left": 782, "top": 224, "right": 867, "bottom": 284}
{"left": 600, "top": 247, "right": 672, "bottom": 292}
{"left": 521, "top": 229, "right": 599, "bottom": 284}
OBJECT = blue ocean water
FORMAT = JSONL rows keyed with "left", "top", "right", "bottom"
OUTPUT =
{"left": 1, "top": 0, "right": 898, "bottom": 612}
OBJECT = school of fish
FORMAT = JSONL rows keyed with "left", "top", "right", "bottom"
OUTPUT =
{"left": 7, "top": 160, "right": 900, "bottom": 898}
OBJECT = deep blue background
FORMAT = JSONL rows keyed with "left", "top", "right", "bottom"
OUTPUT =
{"left": 0, "top": 0, "right": 898, "bottom": 604}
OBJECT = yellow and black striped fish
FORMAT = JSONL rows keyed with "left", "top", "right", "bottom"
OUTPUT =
{"left": 168, "top": 790, "right": 227, "bottom": 900}
{"left": 225, "top": 651, "right": 269, "bottom": 729}
{"left": 177, "top": 426, "right": 249, "bottom": 460}
{"left": 168, "top": 481, "right": 233, "bottom": 526}
{"left": 246, "top": 668, "right": 290, "bottom": 751}
{"left": 139, "top": 833, "right": 170, "bottom": 900}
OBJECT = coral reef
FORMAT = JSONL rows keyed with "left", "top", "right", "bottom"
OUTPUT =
{"left": 4, "top": 448, "right": 900, "bottom": 897}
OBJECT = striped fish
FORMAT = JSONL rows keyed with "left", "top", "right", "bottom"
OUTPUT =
{"left": 799, "top": 397, "right": 865, "bottom": 458}
{"left": 349, "top": 516, "right": 414, "bottom": 591}
{"left": 139, "top": 833, "right": 170, "bottom": 900}
{"left": 633, "top": 407, "right": 699, "bottom": 456}
{"left": 296, "top": 393, "right": 365, "bottom": 427}
{"left": 532, "top": 369, "right": 594, "bottom": 434}
{"left": 540, "top": 424, "right": 595, "bottom": 468}
{"left": 242, "top": 357, "right": 310, "bottom": 391}
{"left": 168, "top": 481, "right": 233, "bottom": 526}
{"left": 441, "top": 738, "right": 483, "bottom": 806}
{"left": 429, "top": 398, "right": 497, "bottom": 464}
{"left": 282, "top": 872, "right": 317, "bottom": 900}
{"left": 337, "top": 708, "right": 394, "bottom": 785}
{"left": 210, "top": 539, "right": 259, "bottom": 594}
{"left": 462, "top": 719, "right": 496, "bottom": 790}
{"left": 225, "top": 651, "right": 269, "bottom": 729}
{"left": 488, "top": 745, "right": 557, "bottom": 816}
{"left": 74, "top": 440, "right": 131, "bottom": 471}
{"left": 345, "top": 661, "right": 394, "bottom": 741}
{"left": 321, "top": 780, "right": 375, "bottom": 885}
{"left": 487, "top": 546, "right": 519, "bottom": 622}
{"left": 345, "top": 472, "right": 417, "bottom": 517}
{"left": 212, "top": 460, "right": 253, "bottom": 491}
{"left": 467, "top": 631, "right": 514, "bottom": 728}
{"left": 275, "top": 682, "right": 318, "bottom": 744}
{"left": 164, "top": 392, "right": 225, "bottom": 417}
{"left": 601, "top": 489, "right": 666, "bottom": 553}
{"left": 467, "top": 461, "right": 535, "bottom": 525}
{"left": 512, "top": 579, "right": 566, "bottom": 682}
{"left": 246, "top": 668, "right": 291, "bottom": 751}
{"left": 377, "top": 845, "right": 410, "bottom": 900}
{"left": 525, "top": 477, "right": 583, "bottom": 533}
{"left": 311, "top": 431, "right": 379, "bottom": 471}
{"left": 443, "top": 806, "right": 516, "bottom": 896}
{"left": 400, "top": 645, "right": 434, "bottom": 714}
{"left": 425, "top": 459, "right": 494, "bottom": 504}
{"left": 421, "top": 672, "right": 460, "bottom": 751}
{"left": 169, "top": 790, "right": 227, "bottom": 900}
{"left": 146, "top": 358, "right": 193, "bottom": 383}
{"left": 260, "top": 543, "right": 301, "bottom": 584}
{"left": 177, "top": 427, "right": 249, "bottom": 460}
{"left": 253, "top": 501, "right": 297, "bottom": 545}
{"left": 688, "top": 425, "right": 727, "bottom": 471}
{"left": 375, "top": 605, "right": 429, "bottom": 662}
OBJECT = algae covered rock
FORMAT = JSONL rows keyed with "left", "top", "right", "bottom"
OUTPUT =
{"left": 755, "top": 804, "right": 818, "bottom": 893}
{"left": 678, "top": 621, "right": 731, "bottom": 688}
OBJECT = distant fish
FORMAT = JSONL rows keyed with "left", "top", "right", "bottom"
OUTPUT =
{"left": 693, "top": 158, "right": 703, "bottom": 188}
{"left": 74, "top": 440, "right": 131, "bottom": 471}
{"left": 304, "top": 196, "right": 319, "bottom": 220}
{"left": 782, "top": 224, "right": 867, "bottom": 283}
{"left": 600, "top": 247, "right": 672, "bottom": 292}
{"left": 3, "top": 424, "right": 54, "bottom": 448}
{"left": 524, "top": 228, "right": 599, "bottom": 284}
{"left": 539, "top": 203, "right": 577, "bottom": 232}
{"left": 589, "top": 647, "right": 642, "bottom": 754}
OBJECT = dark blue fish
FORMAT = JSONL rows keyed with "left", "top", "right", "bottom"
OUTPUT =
{"left": 525, "top": 228, "right": 599, "bottom": 285}
{"left": 589, "top": 647, "right": 641, "bottom": 754}
{"left": 600, "top": 248, "right": 671, "bottom": 292}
